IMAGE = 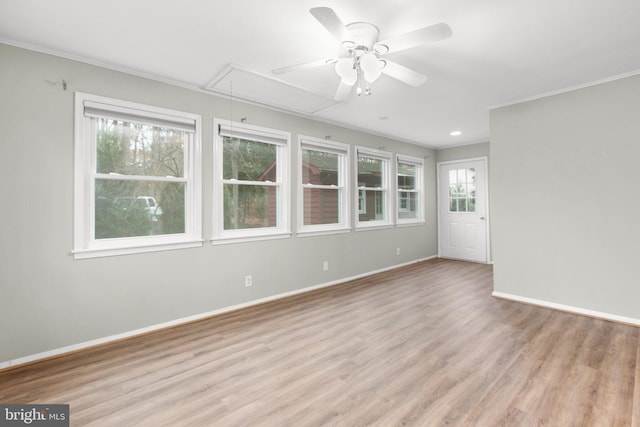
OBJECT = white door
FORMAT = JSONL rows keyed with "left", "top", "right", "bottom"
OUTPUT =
{"left": 438, "top": 158, "right": 489, "bottom": 263}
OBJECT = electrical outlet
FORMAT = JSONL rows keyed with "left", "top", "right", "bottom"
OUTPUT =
{"left": 323, "top": 261, "right": 329, "bottom": 271}
{"left": 396, "top": 247, "right": 401, "bottom": 256}
{"left": 245, "top": 275, "right": 253, "bottom": 287}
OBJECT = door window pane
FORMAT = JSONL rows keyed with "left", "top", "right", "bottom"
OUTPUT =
{"left": 448, "top": 168, "right": 476, "bottom": 213}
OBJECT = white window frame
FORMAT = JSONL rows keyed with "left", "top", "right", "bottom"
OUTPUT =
{"left": 396, "top": 154, "right": 425, "bottom": 226}
{"left": 297, "top": 136, "right": 350, "bottom": 236}
{"left": 73, "top": 92, "right": 203, "bottom": 259}
{"left": 355, "top": 146, "right": 392, "bottom": 229}
{"left": 212, "top": 118, "right": 291, "bottom": 244}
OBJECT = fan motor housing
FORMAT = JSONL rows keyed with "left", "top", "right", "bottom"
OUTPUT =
{"left": 343, "top": 22, "right": 380, "bottom": 53}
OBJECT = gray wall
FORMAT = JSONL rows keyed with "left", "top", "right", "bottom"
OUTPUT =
{"left": 491, "top": 75, "right": 640, "bottom": 319}
{"left": 0, "top": 44, "right": 437, "bottom": 363}
{"left": 435, "top": 141, "right": 489, "bottom": 163}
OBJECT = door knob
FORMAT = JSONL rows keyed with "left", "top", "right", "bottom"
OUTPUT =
{"left": 480, "top": 217, "right": 485, "bottom": 220}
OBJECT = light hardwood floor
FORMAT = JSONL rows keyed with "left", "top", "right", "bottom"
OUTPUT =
{"left": 1, "top": 258, "right": 639, "bottom": 426}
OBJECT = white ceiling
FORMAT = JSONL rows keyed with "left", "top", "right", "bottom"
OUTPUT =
{"left": 2, "top": 0, "right": 640, "bottom": 148}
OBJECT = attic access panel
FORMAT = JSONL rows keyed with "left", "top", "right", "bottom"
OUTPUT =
{"left": 205, "top": 65, "right": 339, "bottom": 116}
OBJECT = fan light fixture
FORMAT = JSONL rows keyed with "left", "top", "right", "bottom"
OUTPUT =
{"left": 335, "top": 57, "right": 357, "bottom": 85}
{"left": 334, "top": 52, "right": 385, "bottom": 95}
{"left": 272, "top": 8, "right": 452, "bottom": 100}
{"left": 333, "top": 22, "right": 387, "bottom": 96}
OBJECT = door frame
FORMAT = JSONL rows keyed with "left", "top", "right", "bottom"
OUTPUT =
{"left": 436, "top": 156, "right": 491, "bottom": 264}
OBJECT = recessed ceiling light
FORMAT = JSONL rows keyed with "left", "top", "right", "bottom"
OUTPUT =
{"left": 450, "top": 130, "right": 462, "bottom": 136}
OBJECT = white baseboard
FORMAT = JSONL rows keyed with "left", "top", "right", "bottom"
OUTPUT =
{"left": 492, "top": 291, "right": 640, "bottom": 327}
{"left": 1, "top": 256, "right": 437, "bottom": 371}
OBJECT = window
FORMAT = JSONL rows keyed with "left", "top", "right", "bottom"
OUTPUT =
{"left": 73, "top": 92, "right": 202, "bottom": 259}
{"left": 397, "top": 154, "right": 425, "bottom": 225}
{"left": 298, "top": 136, "right": 350, "bottom": 235}
{"left": 449, "top": 168, "right": 476, "bottom": 212}
{"left": 213, "top": 119, "right": 290, "bottom": 243}
{"left": 355, "top": 146, "right": 392, "bottom": 228}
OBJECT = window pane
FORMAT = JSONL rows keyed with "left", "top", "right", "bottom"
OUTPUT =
{"left": 398, "top": 192, "right": 418, "bottom": 218}
{"left": 450, "top": 197, "right": 458, "bottom": 212}
{"left": 359, "top": 190, "right": 385, "bottom": 222}
{"left": 223, "top": 184, "right": 277, "bottom": 229}
{"left": 375, "top": 192, "right": 384, "bottom": 216}
{"left": 468, "top": 197, "right": 476, "bottom": 212}
{"left": 358, "top": 156, "right": 383, "bottom": 188}
{"left": 399, "top": 192, "right": 409, "bottom": 210}
{"left": 397, "top": 162, "right": 416, "bottom": 193}
{"left": 95, "top": 179, "right": 185, "bottom": 239}
{"left": 397, "top": 161, "right": 415, "bottom": 177}
{"left": 303, "top": 188, "right": 340, "bottom": 225}
{"left": 467, "top": 168, "right": 476, "bottom": 184}
{"left": 457, "top": 169, "right": 466, "bottom": 185}
{"left": 96, "top": 119, "right": 186, "bottom": 178}
{"left": 458, "top": 197, "right": 467, "bottom": 212}
{"left": 223, "top": 137, "right": 277, "bottom": 181}
{"left": 358, "top": 189, "right": 366, "bottom": 214}
{"left": 301, "top": 149, "right": 339, "bottom": 186}
{"left": 449, "top": 170, "right": 457, "bottom": 185}
{"left": 467, "top": 171, "right": 477, "bottom": 213}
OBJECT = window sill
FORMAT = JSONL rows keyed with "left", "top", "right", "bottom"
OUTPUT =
{"left": 354, "top": 223, "right": 394, "bottom": 232}
{"left": 73, "top": 239, "right": 204, "bottom": 259}
{"left": 296, "top": 228, "right": 351, "bottom": 238}
{"left": 211, "top": 232, "right": 292, "bottom": 245}
{"left": 396, "top": 221, "right": 426, "bottom": 228}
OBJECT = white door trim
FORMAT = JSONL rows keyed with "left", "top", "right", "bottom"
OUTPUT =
{"left": 437, "top": 156, "right": 491, "bottom": 263}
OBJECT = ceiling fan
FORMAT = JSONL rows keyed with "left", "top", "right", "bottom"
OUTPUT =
{"left": 272, "top": 7, "right": 452, "bottom": 100}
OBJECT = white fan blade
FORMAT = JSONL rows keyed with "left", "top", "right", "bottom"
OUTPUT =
{"left": 376, "top": 23, "right": 452, "bottom": 54}
{"left": 334, "top": 79, "right": 354, "bottom": 101}
{"left": 381, "top": 60, "right": 427, "bottom": 87}
{"left": 272, "top": 58, "right": 336, "bottom": 75}
{"left": 310, "top": 7, "right": 350, "bottom": 42}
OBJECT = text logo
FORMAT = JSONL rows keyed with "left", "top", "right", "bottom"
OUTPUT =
{"left": 0, "top": 405, "right": 69, "bottom": 426}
